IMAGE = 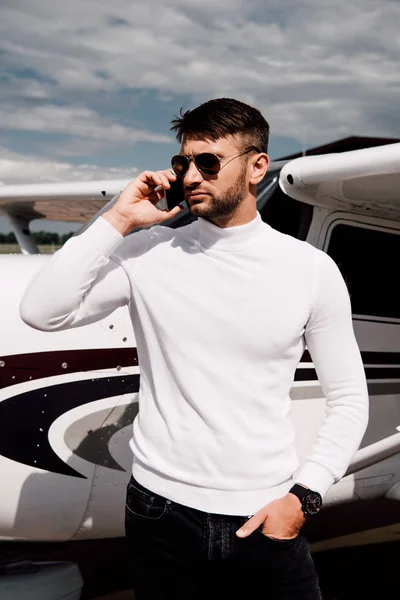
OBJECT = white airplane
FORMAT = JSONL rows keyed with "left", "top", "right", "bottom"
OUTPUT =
{"left": 0, "top": 143, "right": 399, "bottom": 594}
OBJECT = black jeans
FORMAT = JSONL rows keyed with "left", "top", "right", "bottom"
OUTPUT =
{"left": 125, "top": 476, "right": 321, "bottom": 600}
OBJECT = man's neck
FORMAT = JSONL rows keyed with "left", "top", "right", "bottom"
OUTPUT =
{"left": 207, "top": 199, "right": 257, "bottom": 229}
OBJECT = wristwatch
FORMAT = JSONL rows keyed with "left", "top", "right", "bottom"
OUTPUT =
{"left": 289, "top": 484, "right": 322, "bottom": 516}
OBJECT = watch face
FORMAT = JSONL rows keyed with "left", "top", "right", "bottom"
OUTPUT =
{"left": 304, "top": 492, "right": 322, "bottom": 515}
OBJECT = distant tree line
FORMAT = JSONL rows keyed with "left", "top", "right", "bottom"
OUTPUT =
{"left": 0, "top": 231, "right": 75, "bottom": 245}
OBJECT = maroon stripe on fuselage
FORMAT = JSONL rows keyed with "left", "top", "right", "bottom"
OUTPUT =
{"left": 301, "top": 350, "right": 312, "bottom": 362}
{"left": 0, "top": 348, "right": 138, "bottom": 390}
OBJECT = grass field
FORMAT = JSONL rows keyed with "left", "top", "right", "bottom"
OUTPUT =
{"left": 0, "top": 244, "right": 62, "bottom": 254}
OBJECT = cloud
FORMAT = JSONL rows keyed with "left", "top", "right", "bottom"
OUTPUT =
{"left": 0, "top": 0, "right": 399, "bottom": 150}
{"left": 0, "top": 146, "right": 138, "bottom": 185}
{"left": 0, "top": 102, "right": 171, "bottom": 144}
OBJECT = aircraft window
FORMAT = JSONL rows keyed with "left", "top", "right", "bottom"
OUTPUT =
{"left": 327, "top": 224, "right": 400, "bottom": 320}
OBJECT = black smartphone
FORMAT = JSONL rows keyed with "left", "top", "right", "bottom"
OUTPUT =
{"left": 165, "top": 177, "right": 185, "bottom": 211}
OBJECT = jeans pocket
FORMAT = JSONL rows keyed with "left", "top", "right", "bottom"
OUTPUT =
{"left": 125, "top": 478, "right": 168, "bottom": 520}
{"left": 255, "top": 528, "right": 300, "bottom": 546}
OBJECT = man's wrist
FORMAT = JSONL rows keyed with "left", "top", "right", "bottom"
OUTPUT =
{"left": 289, "top": 484, "right": 322, "bottom": 516}
{"left": 287, "top": 491, "right": 302, "bottom": 509}
{"left": 103, "top": 210, "right": 134, "bottom": 237}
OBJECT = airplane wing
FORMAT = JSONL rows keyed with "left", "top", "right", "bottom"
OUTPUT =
{"left": 0, "top": 179, "right": 131, "bottom": 223}
{"left": 2, "top": 142, "right": 399, "bottom": 225}
{"left": 0, "top": 162, "right": 284, "bottom": 254}
{"left": 2, "top": 143, "right": 399, "bottom": 253}
{"left": 279, "top": 142, "right": 400, "bottom": 220}
{"left": 0, "top": 159, "right": 287, "bottom": 225}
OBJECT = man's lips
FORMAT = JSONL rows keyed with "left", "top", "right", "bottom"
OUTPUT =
{"left": 186, "top": 191, "right": 209, "bottom": 201}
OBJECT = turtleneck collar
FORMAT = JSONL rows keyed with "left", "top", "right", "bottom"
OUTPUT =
{"left": 194, "top": 212, "right": 267, "bottom": 252}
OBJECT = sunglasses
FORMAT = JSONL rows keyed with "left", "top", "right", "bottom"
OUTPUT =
{"left": 171, "top": 146, "right": 261, "bottom": 177}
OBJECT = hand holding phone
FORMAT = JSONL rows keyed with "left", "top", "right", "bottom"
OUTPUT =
{"left": 103, "top": 169, "right": 184, "bottom": 235}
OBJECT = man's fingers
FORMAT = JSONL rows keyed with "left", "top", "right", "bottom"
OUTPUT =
{"left": 236, "top": 513, "right": 265, "bottom": 538}
{"left": 155, "top": 172, "right": 172, "bottom": 190}
{"left": 144, "top": 169, "right": 176, "bottom": 186}
{"left": 165, "top": 169, "right": 178, "bottom": 182}
{"left": 157, "top": 205, "right": 184, "bottom": 221}
{"left": 121, "top": 170, "right": 177, "bottom": 204}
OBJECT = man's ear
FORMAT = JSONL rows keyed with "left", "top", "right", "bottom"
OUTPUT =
{"left": 249, "top": 153, "right": 270, "bottom": 185}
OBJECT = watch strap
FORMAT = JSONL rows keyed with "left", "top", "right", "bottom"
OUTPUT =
{"left": 289, "top": 483, "right": 310, "bottom": 501}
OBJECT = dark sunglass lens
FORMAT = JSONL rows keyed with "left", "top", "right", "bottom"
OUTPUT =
{"left": 171, "top": 155, "right": 189, "bottom": 176}
{"left": 196, "top": 153, "right": 220, "bottom": 174}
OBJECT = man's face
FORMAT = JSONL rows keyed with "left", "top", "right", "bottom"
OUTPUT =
{"left": 180, "top": 135, "right": 250, "bottom": 221}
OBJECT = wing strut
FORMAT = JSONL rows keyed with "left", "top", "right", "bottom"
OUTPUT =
{"left": 3, "top": 212, "right": 38, "bottom": 255}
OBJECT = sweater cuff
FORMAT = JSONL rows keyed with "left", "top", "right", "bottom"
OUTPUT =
{"left": 73, "top": 216, "right": 124, "bottom": 257}
{"left": 295, "top": 462, "right": 336, "bottom": 498}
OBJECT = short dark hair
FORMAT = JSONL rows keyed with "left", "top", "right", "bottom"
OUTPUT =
{"left": 170, "top": 98, "right": 269, "bottom": 153}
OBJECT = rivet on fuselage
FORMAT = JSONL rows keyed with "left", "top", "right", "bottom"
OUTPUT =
{"left": 62, "top": 363, "right": 68, "bottom": 369}
{"left": 116, "top": 365, "right": 121, "bottom": 371}
{"left": 109, "top": 324, "right": 114, "bottom": 329}
{"left": 0, "top": 361, "right": 5, "bottom": 367}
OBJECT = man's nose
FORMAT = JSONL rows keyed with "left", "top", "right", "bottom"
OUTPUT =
{"left": 183, "top": 160, "right": 203, "bottom": 187}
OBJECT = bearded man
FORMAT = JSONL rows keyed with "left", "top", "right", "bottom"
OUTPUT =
{"left": 20, "top": 98, "right": 368, "bottom": 600}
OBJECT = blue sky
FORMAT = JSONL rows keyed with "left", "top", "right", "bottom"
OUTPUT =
{"left": 1, "top": 0, "right": 399, "bottom": 233}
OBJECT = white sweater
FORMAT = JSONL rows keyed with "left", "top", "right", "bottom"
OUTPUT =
{"left": 20, "top": 213, "right": 369, "bottom": 515}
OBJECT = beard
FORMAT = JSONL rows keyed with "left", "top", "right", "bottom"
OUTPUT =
{"left": 187, "top": 165, "right": 247, "bottom": 221}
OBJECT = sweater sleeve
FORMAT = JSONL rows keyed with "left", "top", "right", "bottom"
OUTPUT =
{"left": 20, "top": 217, "right": 146, "bottom": 331}
{"left": 297, "top": 250, "right": 369, "bottom": 497}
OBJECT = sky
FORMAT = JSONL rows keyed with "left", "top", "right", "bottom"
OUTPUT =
{"left": 0, "top": 0, "right": 399, "bottom": 233}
